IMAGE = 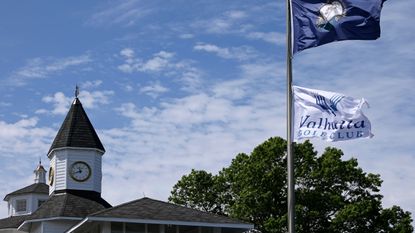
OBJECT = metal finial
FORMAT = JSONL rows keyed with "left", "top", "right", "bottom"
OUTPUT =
{"left": 39, "top": 157, "right": 42, "bottom": 165}
{"left": 75, "top": 85, "right": 80, "bottom": 98}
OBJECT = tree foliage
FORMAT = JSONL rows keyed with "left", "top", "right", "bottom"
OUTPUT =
{"left": 169, "top": 137, "right": 413, "bottom": 233}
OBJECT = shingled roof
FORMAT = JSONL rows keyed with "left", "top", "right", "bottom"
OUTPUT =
{"left": 27, "top": 192, "right": 110, "bottom": 220}
{"left": 4, "top": 183, "right": 49, "bottom": 201}
{"left": 90, "top": 197, "right": 249, "bottom": 225}
{"left": 0, "top": 215, "right": 31, "bottom": 230}
{"left": 48, "top": 98, "right": 105, "bottom": 155}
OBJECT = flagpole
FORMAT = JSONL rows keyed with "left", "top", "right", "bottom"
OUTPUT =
{"left": 286, "top": 0, "right": 295, "bottom": 232}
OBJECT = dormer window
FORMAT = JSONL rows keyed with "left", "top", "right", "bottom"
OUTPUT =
{"left": 38, "top": 199, "right": 47, "bottom": 208}
{"left": 16, "top": 199, "right": 27, "bottom": 212}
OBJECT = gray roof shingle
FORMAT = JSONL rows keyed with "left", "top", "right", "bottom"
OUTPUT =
{"left": 48, "top": 98, "right": 105, "bottom": 155}
{"left": 91, "top": 197, "right": 249, "bottom": 225}
{"left": 28, "top": 192, "right": 111, "bottom": 220}
{"left": 0, "top": 191, "right": 111, "bottom": 230}
{"left": 4, "top": 183, "right": 49, "bottom": 201}
{"left": 0, "top": 215, "right": 30, "bottom": 229}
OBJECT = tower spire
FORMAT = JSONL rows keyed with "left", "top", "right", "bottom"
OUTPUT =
{"left": 48, "top": 92, "right": 105, "bottom": 156}
{"left": 75, "top": 85, "right": 80, "bottom": 98}
{"left": 34, "top": 160, "right": 46, "bottom": 184}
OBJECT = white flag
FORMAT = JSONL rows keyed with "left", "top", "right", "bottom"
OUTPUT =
{"left": 293, "top": 86, "right": 373, "bottom": 142}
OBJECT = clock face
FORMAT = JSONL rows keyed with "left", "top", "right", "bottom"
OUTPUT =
{"left": 69, "top": 161, "right": 91, "bottom": 182}
{"left": 48, "top": 167, "right": 54, "bottom": 185}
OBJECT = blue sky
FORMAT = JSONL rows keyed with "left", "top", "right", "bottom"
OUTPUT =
{"left": 0, "top": 0, "right": 414, "bottom": 221}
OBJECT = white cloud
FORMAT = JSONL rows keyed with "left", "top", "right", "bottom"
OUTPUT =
{"left": 98, "top": 59, "right": 285, "bottom": 206}
{"left": 121, "top": 83, "right": 134, "bottom": 92}
{"left": 139, "top": 82, "right": 168, "bottom": 98}
{"left": 79, "top": 90, "right": 114, "bottom": 109}
{"left": 190, "top": 8, "right": 282, "bottom": 46}
{"left": 34, "top": 109, "right": 48, "bottom": 115}
{"left": 118, "top": 49, "right": 175, "bottom": 73}
{"left": 179, "top": 33, "right": 194, "bottom": 39}
{"left": 81, "top": 80, "right": 103, "bottom": 89}
{"left": 178, "top": 66, "right": 203, "bottom": 93}
{"left": 7, "top": 54, "right": 92, "bottom": 86}
{"left": 0, "top": 102, "right": 11, "bottom": 107}
{"left": 86, "top": 0, "right": 153, "bottom": 27}
{"left": 247, "top": 31, "right": 284, "bottom": 45}
{"left": 192, "top": 10, "right": 249, "bottom": 34}
{"left": 0, "top": 117, "right": 54, "bottom": 157}
{"left": 120, "top": 48, "right": 135, "bottom": 59}
{"left": 225, "top": 10, "right": 247, "bottom": 20}
{"left": 39, "top": 90, "right": 114, "bottom": 115}
{"left": 193, "top": 43, "right": 258, "bottom": 61}
{"left": 42, "top": 92, "right": 72, "bottom": 115}
{"left": 118, "top": 64, "right": 135, "bottom": 74}
{"left": 117, "top": 48, "right": 203, "bottom": 92}
{"left": 140, "top": 51, "right": 174, "bottom": 72}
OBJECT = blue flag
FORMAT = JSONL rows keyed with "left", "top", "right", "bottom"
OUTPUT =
{"left": 291, "top": 0, "right": 386, "bottom": 54}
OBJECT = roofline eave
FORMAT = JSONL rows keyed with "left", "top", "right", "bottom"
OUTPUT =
{"left": 64, "top": 217, "right": 89, "bottom": 233}
{"left": 0, "top": 228, "right": 21, "bottom": 232}
{"left": 66, "top": 216, "right": 254, "bottom": 232}
{"left": 4, "top": 185, "right": 49, "bottom": 201}
{"left": 18, "top": 217, "right": 83, "bottom": 231}
{"left": 4, "top": 192, "right": 49, "bottom": 201}
{"left": 47, "top": 147, "right": 105, "bottom": 158}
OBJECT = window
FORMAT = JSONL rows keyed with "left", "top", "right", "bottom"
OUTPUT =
{"left": 125, "top": 223, "right": 145, "bottom": 233}
{"left": 38, "top": 200, "right": 46, "bottom": 208}
{"left": 147, "top": 224, "right": 159, "bottom": 233}
{"left": 16, "top": 199, "right": 27, "bottom": 212}
{"left": 165, "top": 225, "right": 176, "bottom": 233}
{"left": 201, "top": 227, "right": 214, "bottom": 233}
{"left": 111, "top": 222, "right": 123, "bottom": 233}
{"left": 179, "top": 226, "right": 198, "bottom": 233}
{"left": 110, "top": 223, "right": 162, "bottom": 233}
{"left": 222, "top": 228, "right": 240, "bottom": 233}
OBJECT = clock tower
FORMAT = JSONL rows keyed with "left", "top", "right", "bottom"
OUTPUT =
{"left": 47, "top": 93, "right": 106, "bottom": 200}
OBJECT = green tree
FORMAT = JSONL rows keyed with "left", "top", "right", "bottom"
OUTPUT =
{"left": 169, "top": 169, "right": 229, "bottom": 215}
{"left": 169, "top": 137, "right": 413, "bottom": 233}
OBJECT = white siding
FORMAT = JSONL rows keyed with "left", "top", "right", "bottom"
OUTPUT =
{"left": 42, "top": 220, "right": 79, "bottom": 233}
{"left": 9, "top": 195, "right": 29, "bottom": 216}
{"left": 7, "top": 193, "right": 48, "bottom": 216}
{"left": 29, "top": 194, "right": 49, "bottom": 213}
{"left": 49, "top": 148, "right": 103, "bottom": 194}
{"left": 94, "top": 155, "right": 102, "bottom": 192}
{"left": 55, "top": 153, "right": 67, "bottom": 191}
{"left": 31, "top": 222, "right": 42, "bottom": 233}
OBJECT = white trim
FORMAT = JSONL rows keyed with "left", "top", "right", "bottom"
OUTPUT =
{"left": 66, "top": 216, "right": 253, "bottom": 232}
{"left": 47, "top": 147, "right": 105, "bottom": 158}
{"left": 17, "top": 217, "right": 83, "bottom": 231}
{"left": 64, "top": 217, "right": 89, "bottom": 233}
{"left": 0, "top": 228, "right": 19, "bottom": 231}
